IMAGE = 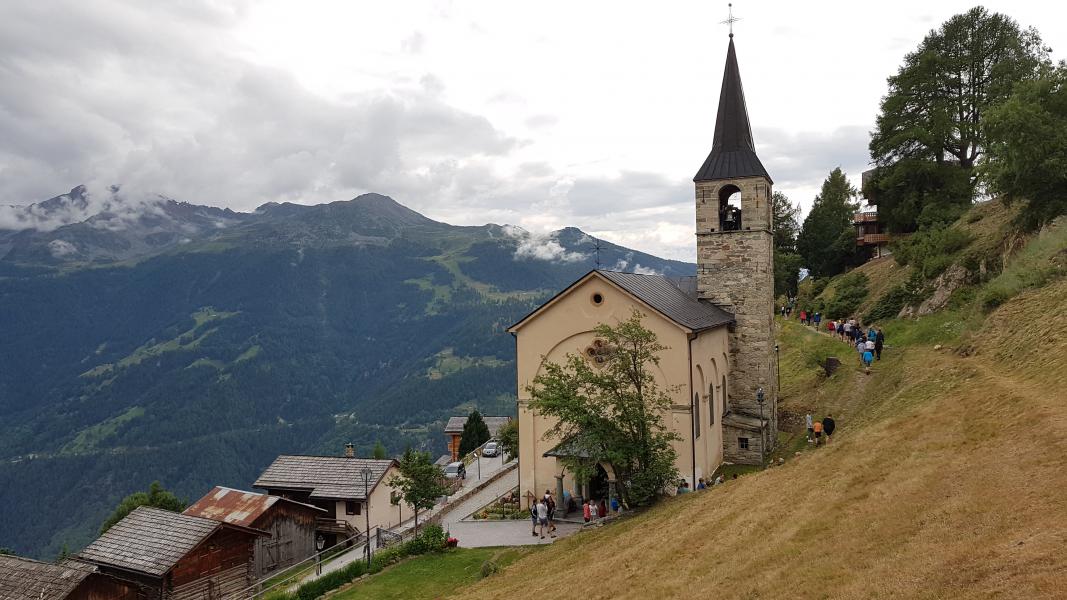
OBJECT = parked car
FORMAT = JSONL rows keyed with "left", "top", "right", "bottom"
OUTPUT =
{"left": 482, "top": 441, "right": 500, "bottom": 457}
{"left": 443, "top": 461, "right": 466, "bottom": 479}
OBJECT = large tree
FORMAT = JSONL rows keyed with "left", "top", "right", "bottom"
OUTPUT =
{"left": 528, "top": 311, "right": 678, "bottom": 506}
{"left": 796, "top": 168, "right": 863, "bottom": 278}
{"left": 772, "top": 191, "right": 803, "bottom": 297}
{"left": 496, "top": 418, "right": 519, "bottom": 461}
{"left": 100, "top": 481, "right": 185, "bottom": 534}
{"left": 984, "top": 63, "right": 1067, "bottom": 231}
{"left": 458, "top": 410, "right": 491, "bottom": 456}
{"left": 388, "top": 448, "right": 447, "bottom": 533}
{"left": 871, "top": 7, "right": 1048, "bottom": 171}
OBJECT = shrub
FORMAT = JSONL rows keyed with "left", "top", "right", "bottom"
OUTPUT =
{"left": 980, "top": 287, "right": 1012, "bottom": 312}
{"left": 892, "top": 227, "right": 975, "bottom": 278}
{"left": 823, "top": 272, "right": 869, "bottom": 318}
{"left": 480, "top": 560, "right": 499, "bottom": 578}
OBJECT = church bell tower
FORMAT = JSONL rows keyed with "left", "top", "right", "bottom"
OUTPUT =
{"left": 694, "top": 31, "right": 777, "bottom": 464}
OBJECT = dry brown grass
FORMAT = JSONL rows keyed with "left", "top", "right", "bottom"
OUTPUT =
{"left": 455, "top": 284, "right": 1067, "bottom": 599}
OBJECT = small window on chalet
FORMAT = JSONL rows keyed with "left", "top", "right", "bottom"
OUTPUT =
{"left": 346, "top": 501, "right": 361, "bottom": 515}
{"left": 738, "top": 437, "right": 749, "bottom": 450}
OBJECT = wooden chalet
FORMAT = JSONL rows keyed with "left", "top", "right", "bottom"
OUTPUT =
{"left": 74, "top": 506, "right": 266, "bottom": 600}
{"left": 183, "top": 486, "right": 324, "bottom": 579}
{"left": 254, "top": 452, "right": 408, "bottom": 546}
{"left": 0, "top": 554, "right": 135, "bottom": 600}
{"left": 443, "top": 415, "right": 512, "bottom": 461}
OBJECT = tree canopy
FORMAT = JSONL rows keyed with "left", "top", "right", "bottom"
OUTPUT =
{"left": 984, "top": 63, "right": 1067, "bottom": 231}
{"left": 371, "top": 441, "right": 388, "bottom": 460}
{"left": 100, "top": 481, "right": 185, "bottom": 534}
{"left": 796, "top": 168, "right": 863, "bottom": 278}
{"left": 388, "top": 448, "right": 447, "bottom": 532}
{"left": 528, "top": 310, "right": 678, "bottom": 506}
{"left": 867, "top": 7, "right": 1049, "bottom": 234}
{"left": 496, "top": 418, "right": 519, "bottom": 461}
{"left": 458, "top": 410, "right": 491, "bottom": 456}
{"left": 772, "top": 191, "right": 803, "bottom": 298}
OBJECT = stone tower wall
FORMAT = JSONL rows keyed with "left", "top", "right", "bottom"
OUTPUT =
{"left": 695, "top": 176, "right": 777, "bottom": 461}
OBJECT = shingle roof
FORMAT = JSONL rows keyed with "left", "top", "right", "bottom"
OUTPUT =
{"left": 253, "top": 456, "right": 395, "bottom": 500}
{"left": 694, "top": 37, "right": 771, "bottom": 183}
{"left": 597, "top": 271, "right": 734, "bottom": 332}
{"left": 76, "top": 506, "right": 223, "bottom": 577}
{"left": 183, "top": 486, "right": 325, "bottom": 528}
{"left": 0, "top": 555, "right": 95, "bottom": 600}
{"left": 443, "top": 416, "right": 513, "bottom": 435}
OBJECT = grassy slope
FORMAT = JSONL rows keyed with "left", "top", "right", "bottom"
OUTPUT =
{"left": 332, "top": 547, "right": 536, "bottom": 600}
{"left": 454, "top": 218, "right": 1067, "bottom": 599}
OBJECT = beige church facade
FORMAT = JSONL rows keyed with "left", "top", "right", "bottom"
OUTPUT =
{"left": 509, "top": 33, "right": 778, "bottom": 507}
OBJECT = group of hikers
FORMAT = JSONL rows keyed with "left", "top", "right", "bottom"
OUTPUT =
{"left": 531, "top": 490, "right": 620, "bottom": 538}
{"left": 783, "top": 305, "right": 886, "bottom": 370}
{"left": 805, "top": 412, "right": 837, "bottom": 445}
{"left": 677, "top": 472, "right": 737, "bottom": 494}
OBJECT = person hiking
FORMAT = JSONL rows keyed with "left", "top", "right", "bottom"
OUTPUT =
{"left": 696, "top": 477, "right": 707, "bottom": 490}
{"left": 812, "top": 420, "right": 824, "bottom": 446}
{"left": 863, "top": 348, "right": 874, "bottom": 370}
{"left": 868, "top": 326, "right": 877, "bottom": 340}
{"left": 836, "top": 320, "right": 845, "bottom": 340}
{"left": 530, "top": 500, "right": 539, "bottom": 536}
{"left": 799, "top": 309, "right": 807, "bottom": 324}
{"left": 544, "top": 490, "right": 557, "bottom": 534}
{"left": 583, "top": 499, "right": 592, "bottom": 523}
{"left": 814, "top": 312, "right": 822, "bottom": 328}
{"left": 822, "top": 414, "right": 836, "bottom": 443}
{"left": 875, "top": 328, "right": 885, "bottom": 360}
{"left": 536, "top": 498, "right": 551, "bottom": 538}
{"left": 805, "top": 412, "right": 814, "bottom": 443}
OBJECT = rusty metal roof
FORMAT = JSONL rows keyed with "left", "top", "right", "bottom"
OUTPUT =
{"left": 254, "top": 456, "right": 395, "bottom": 500}
{"left": 183, "top": 486, "right": 325, "bottom": 528}
{"left": 0, "top": 555, "right": 95, "bottom": 600}
{"left": 443, "top": 416, "right": 512, "bottom": 435}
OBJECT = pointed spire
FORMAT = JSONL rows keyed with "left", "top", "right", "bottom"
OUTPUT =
{"left": 694, "top": 36, "right": 771, "bottom": 183}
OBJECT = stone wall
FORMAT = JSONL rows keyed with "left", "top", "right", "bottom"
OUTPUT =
{"left": 695, "top": 176, "right": 778, "bottom": 464}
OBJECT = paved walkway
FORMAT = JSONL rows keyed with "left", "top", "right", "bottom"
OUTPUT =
{"left": 392, "top": 456, "right": 516, "bottom": 535}
{"left": 448, "top": 519, "right": 581, "bottom": 547}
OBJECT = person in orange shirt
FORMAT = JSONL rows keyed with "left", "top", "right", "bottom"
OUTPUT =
{"left": 813, "top": 420, "right": 824, "bottom": 446}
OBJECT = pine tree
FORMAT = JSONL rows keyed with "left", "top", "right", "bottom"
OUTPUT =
{"left": 372, "top": 441, "right": 388, "bottom": 460}
{"left": 458, "top": 410, "right": 491, "bottom": 456}
{"left": 100, "top": 481, "right": 186, "bottom": 534}
{"left": 796, "top": 168, "right": 862, "bottom": 278}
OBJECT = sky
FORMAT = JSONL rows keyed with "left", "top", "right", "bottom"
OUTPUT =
{"left": 1, "top": 1, "right": 1064, "bottom": 261}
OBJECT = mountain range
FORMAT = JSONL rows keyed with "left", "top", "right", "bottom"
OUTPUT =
{"left": 0, "top": 186, "right": 693, "bottom": 558}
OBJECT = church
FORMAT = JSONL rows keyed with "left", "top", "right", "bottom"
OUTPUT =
{"left": 508, "top": 32, "right": 778, "bottom": 506}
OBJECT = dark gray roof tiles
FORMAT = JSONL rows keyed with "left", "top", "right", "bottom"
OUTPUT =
{"left": 443, "top": 416, "right": 512, "bottom": 435}
{"left": 253, "top": 455, "right": 395, "bottom": 500}
{"left": 76, "top": 506, "right": 222, "bottom": 577}
{"left": 0, "top": 555, "right": 95, "bottom": 600}
{"left": 597, "top": 270, "right": 734, "bottom": 332}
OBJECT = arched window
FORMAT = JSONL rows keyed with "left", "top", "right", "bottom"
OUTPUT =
{"left": 709, "top": 383, "right": 716, "bottom": 426}
{"left": 722, "top": 376, "right": 729, "bottom": 417}
{"left": 693, "top": 392, "right": 700, "bottom": 439}
{"left": 718, "top": 185, "right": 742, "bottom": 231}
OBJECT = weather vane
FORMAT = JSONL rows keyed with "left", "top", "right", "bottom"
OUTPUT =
{"left": 720, "top": 2, "right": 740, "bottom": 37}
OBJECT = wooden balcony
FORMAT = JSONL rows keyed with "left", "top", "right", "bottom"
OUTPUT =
{"left": 316, "top": 518, "right": 358, "bottom": 536}
{"left": 853, "top": 211, "right": 879, "bottom": 224}
{"left": 856, "top": 233, "right": 890, "bottom": 245}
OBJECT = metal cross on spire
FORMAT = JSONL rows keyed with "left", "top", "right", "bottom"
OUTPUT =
{"left": 592, "top": 237, "right": 604, "bottom": 269}
{"left": 720, "top": 2, "right": 740, "bottom": 37}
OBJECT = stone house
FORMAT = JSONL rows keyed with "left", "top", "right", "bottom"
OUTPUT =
{"left": 253, "top": 452, "right": 410, "bottom": 547}
{"left": 74, "top": 506, "right": 265, "bottom": 600}
{"left": 183, "top": 486, "right": 325, "bottom": 579}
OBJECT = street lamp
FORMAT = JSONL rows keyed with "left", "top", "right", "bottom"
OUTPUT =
{"left": 756, "top": 387, "right": 766, "bottom": 466}
{"left": 360, "top": 466, "right": 373, "bottom": 569}
{"left": 475, "top": 450, "right": 481, "bottom": 480}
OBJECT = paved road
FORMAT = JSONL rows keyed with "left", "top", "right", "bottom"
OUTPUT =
{"left": 449, "top": 519, "right": 581, "bottom": 547}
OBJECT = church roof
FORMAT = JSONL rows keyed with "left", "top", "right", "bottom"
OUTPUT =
{"left": 507, "top": 270, "right": 733, "bottom": 334}
{"left": 596, "top": 271, "right": 734, "bottom": 332}
{"left": 694, "top": 37, "right": 772, "bottom": 183}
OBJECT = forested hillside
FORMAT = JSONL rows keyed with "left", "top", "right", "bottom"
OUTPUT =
{"left": 0, "top": 189, "right": 693, "bottom": 558}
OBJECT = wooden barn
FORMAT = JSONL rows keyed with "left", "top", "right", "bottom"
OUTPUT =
{"left": 75, "top": 506, "right": 266, "bottom": 600}
{"left": 0, "top": 554, "right": 136, "bottom": 600}
{"left": 183, "top": 486, "right": 324, "bottom": 579}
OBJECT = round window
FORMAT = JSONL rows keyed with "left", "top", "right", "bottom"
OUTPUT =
{"left": 591, "top": 292, "right": 604, "bottom": 306}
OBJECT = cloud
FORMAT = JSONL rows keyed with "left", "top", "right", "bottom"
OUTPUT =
{"left": 502, "top": 225, "right": 586, "bottom": 263}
